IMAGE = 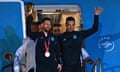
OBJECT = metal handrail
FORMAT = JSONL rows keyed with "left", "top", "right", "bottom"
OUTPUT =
{"left": 92, "top": 58, "right": 102, "bottom": 72}
{"left": 1, "top": 62, "right": 14, "bottom": 72}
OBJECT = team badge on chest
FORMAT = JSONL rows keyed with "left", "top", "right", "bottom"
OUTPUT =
{"left": 73, "top": 34, "right": 77, "bottom": 39}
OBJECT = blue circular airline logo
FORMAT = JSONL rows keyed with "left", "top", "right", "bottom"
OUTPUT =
{"left": 98, "top": 36, "right": 115, "bottom": 52}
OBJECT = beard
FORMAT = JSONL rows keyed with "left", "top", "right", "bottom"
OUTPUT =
{"left": 44, "top": 29, "right": 49, "bottom": 32}
{"left": 44, "top": 28, "right": 51, "bottom": 33}
{"left": 43, "top": 28, "right": 51, "bottom": 37}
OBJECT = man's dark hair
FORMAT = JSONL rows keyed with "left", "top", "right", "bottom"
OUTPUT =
{"left": 66, "top": 17, "right": 75, "bottom": 24}
{"left": 41, "top": 17, "right": 51, "bottom": 23}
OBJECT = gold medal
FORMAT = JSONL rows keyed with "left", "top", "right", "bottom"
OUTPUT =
{"left": 45, "top": 51, "right": 50, "bottom": 57}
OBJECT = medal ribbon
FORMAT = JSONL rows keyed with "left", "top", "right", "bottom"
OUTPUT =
{"left": 44, "top": 37, "right": 50, "bottom": 52}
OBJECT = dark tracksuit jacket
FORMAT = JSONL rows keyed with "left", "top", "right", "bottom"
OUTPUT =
{"left": 59, "top": 15, "right": 99, "bottom": 72}
{"left": 26, "top": 14, "right": 33, "bottom": 37}
{"left": 35, "top": 32, "right": 61, "bottom": 72}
